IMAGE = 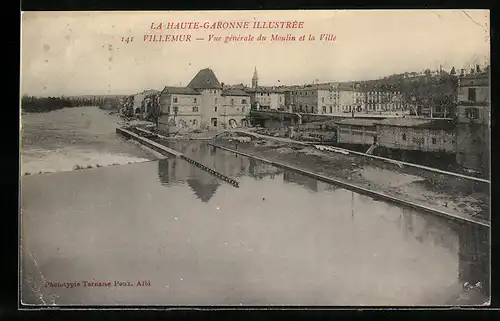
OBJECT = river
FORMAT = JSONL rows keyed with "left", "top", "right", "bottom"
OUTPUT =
{"left": 21, "top": 106, "right": 159, "bottom": 174}
{"left": 20, "top": 107, "right": 489, "bottom": 306}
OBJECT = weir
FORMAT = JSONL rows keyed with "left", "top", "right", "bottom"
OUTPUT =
{"left": 116, "top": 127, "right": 239, "bottom": 188}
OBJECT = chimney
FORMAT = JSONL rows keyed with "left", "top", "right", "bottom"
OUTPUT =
{"left": 460, "top": 69, "right": 465, "bottom": 76}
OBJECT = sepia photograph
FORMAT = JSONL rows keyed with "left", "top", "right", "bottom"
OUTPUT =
{"left": 20, "top": 10, "right": 490, "bottom": 307}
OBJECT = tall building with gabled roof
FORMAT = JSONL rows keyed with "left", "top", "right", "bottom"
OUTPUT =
{"left": 187, "top": 68, "right": 222, "bottom": 90}
{"left": 156, "top": 67, "right": 250, "bottom": 134}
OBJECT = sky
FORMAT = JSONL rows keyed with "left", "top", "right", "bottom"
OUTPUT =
{"left": 21, "top": 10, "right": 490, "bottom": 96}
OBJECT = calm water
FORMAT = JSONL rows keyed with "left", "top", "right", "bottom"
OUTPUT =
{"left": 20, "top": 108, "right": 489, "bottom": 306}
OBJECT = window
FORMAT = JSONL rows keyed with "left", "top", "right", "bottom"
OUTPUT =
{"left": 231, "top": 99, "right": 234, "bottom": 105}
{"left": 322, "top": 97, "right": 325, "bottom": 103}
{"left": 173, "top": 97, "right": 178, "bottom": 103}
{"left": 330, "top": 106, "right": 333, "bottom": 113}
{"left": 214, "top": 107, "right": 218, "bottom": 112}
{"left": 466, "top": 107, "right": 479, "bottom": 119}
{"left": 215, "top": 98, "right": 217, "bottom": 104}
{"left": 242, "top": 107, "right": 246, "bottom": 113}
{"left": 193, "top": 98, "right": 197, "bottom": 103}
{"left": 322, "top": 106, "right": 327, "bottom": 113}
{"left": 192, "top": 106, "right": 199, "bottom": 112}
{"left": 173, "top": 106, "right": 179, "bottom": 114}
{"left": 267, "top": 93, "right": 270, "bottom": 96}
{"left": 193, "top": 119, "right": 197, "bottom": 125}
{"left": 468, "top": 88, "right": 477, "bottom": 102}
{"left": 434, "top": 106, "right": 442, "bottom": 113}
{"left": 402, "top": 133, "right": 406, "bottom": 141}
{"left": 242, "top": 99, "right": 247, "bottom": 104}
{"left": 432, "top": 137, "right": 437, "bottom": 144}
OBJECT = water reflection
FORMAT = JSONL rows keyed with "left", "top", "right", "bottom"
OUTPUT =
{"left": 157, "top": 141, "right": 490, "bottom": 298}
{"left": 157, "top": 158, "right": 221, "bottom": 203}
{"left": 158, "top": 140, "right": 282, "bottom": 181}
{"left": 283, "top": 170, "right": 338, "bottom": 193}
{"left": 456, "top": 224, "right": 490, "bottom": 296}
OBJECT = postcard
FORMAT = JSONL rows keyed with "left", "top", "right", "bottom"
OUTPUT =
{"left": 20, "top": 10, "right": 490, "bottom": 307}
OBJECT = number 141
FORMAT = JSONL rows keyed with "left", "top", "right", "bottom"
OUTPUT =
{"left": 121, "top": 36, "right": 134, "bottom": 43}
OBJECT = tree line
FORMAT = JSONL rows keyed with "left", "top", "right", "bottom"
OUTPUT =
{"left": 21, "top": 95, "right": 116, "bottom": 113}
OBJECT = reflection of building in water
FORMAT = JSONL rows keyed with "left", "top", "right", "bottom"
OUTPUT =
{"left": 186, "top": 178, "right": 220, "bottom": 203}
{"left": 157, "top": 158, "right": 220, "bottom": 203}
{"left": 456, "top": 224, "right": 489, "bottom": 296}
{"left": 247, "top": 158, "right": 282, "bottom": 179}
{"left": 400, "top": 207, "right": 459, "bottom": 253}
{"left": 165, "top": 141, "right": 282, "bottom": 180}
{"left": 157, "top": 143, "right": 283, "bottom": 201}
{"left": 283, "top": 171, "right": 336, "bottom": 193}
{"left": 399, "top": 207, "right": 489, "bottom": 296}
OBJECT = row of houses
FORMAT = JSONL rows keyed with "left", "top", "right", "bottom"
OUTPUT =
{"left": 245, "top": 65, "right": 486, "bottom": 119}
{"left": 245, "top": 68, "right": 406, "bottom": 115}
{"left": 335, "top": 68, "right": 489, "bottom": 176}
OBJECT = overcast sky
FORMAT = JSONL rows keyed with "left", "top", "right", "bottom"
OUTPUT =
{"left": 21, "top": 10, "right": 490, "bottom": 96}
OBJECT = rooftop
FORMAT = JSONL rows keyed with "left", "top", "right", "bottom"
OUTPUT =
{"left": 376, "top": 118, "right": 456, "bottom": 130}
{"left": 161, "top": 86, "right": 201, "bottom": 95}
{"left": 221, "top": 88, "right": 250, "bottom": 97}
{"left": 336, "top": 118, "right": 380, "bottom": 127}
{"left": 245, "top": 86, "right": 285, "bottom": 93}
{"left": 187, "top": 68, "right": 222, "bottom": 90}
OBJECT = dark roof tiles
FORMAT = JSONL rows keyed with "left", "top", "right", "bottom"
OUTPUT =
{"left": 377, "top": 118, "right": 456, "bottom": 130}
{"left": 221, "top": 89, "right": 250, "bottom": 97}
{"left": 187, "top": 68, "right": 222, "bottom": 89}
{"left": 161, "top": 86, "right": 201, "bottom": 95}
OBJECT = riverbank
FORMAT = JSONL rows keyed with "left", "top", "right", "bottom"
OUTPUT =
{"left": 212, "top": 132, "right": 490, "bottom": 223}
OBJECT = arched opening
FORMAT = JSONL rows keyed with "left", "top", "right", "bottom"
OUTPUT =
{"left": 228, "top": 119, "right": 238, "bottom": 128}
{"left": 135, "top": 107, "right": 141, "bottom": 114}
